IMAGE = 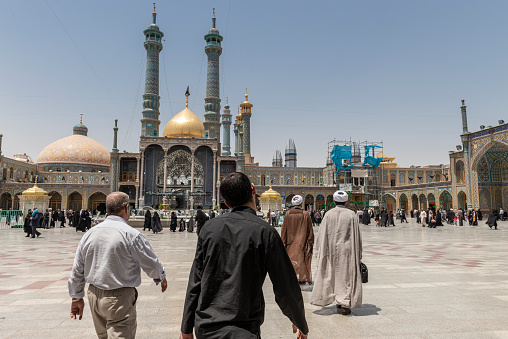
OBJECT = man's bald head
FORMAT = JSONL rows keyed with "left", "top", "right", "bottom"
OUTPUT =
{"left": 106, "top": 192, "right": 130, "bottom": 215}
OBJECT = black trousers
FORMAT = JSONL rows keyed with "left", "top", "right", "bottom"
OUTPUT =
{"left": 31, "top": 225, "right": 41, "bottom": 237}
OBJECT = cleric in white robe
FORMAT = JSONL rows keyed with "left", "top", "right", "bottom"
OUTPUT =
{"left": 310, "top": 190, "right": 363, "bottom": 315}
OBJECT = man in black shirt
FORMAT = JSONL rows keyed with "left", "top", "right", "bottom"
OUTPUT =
{"left": 180, "top": 172, "right": 308, "bottom": 339}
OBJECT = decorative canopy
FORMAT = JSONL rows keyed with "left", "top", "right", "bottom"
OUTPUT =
{"left": 22, "top": 183, "right": 48, "bottom": 196}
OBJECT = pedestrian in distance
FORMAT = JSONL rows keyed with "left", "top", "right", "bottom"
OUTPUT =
{"left": 400, "top": 209, "right": 408, "bottom": 223}
{"left": 170, "top": 211, "right": 178, "bottom": 232}
{"left": 24, "top": 209, "right": 32, "bottom": 237}
{"left": 68, "top": 192, "right": 167, "bottom": 339}
{"left": 420, "top": 210, "right": 427, "bottom": 227}
{"left": 143, "top": 210, "right": 152, "bottom": 231}
{"left": 152, "top": 211, "right": 163, "bottom": 233}
{"left": 194, "top": 207, "right": 208, "bottom": 235}
{"left": 487, "top": 209, "right": 499, "bottom": 230}
{"left": 29, "top": 209, "right": 41, "bottom": 238}
{"left": 180, "top": 172, "right": 308, "bottom": 339}
{"left": 387, "top": 211, "right": 395, "bottom": 226}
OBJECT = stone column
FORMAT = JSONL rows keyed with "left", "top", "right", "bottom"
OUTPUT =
{"left": 212, "top": 151, "right": 217, "bottom": 208}
{"left": 216, "top": 159, "right": 221, "bottom": 206}
{"left": 163, "top": 155, "right": 168, "bottom": 193}
{"left": 138, "top": 151, "right": 145, "bottom": 208}
{"left": 136, "top": 156, "right": 140, "bottom": 183}
{"left": 190, "top": 149, "right": 195, "bottom": 209}
{"left": 463, "top": 137, "right": 473, "bottom": 209}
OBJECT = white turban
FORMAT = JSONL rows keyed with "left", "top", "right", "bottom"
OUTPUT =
{"left": 333, "top": 190, "right": 348, "bottom": 202}
{"left": 291, "top": 195, "right": 303, "bottom": 206}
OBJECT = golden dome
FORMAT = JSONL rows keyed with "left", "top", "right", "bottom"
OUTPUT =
{"left": 163, "top": 107, "right": 204, "bottom": 138}
{"left": 36, "top": 134, "right": 111, "bottom": 167}
{"left": 22, "top": 183, "right": 48, "bottom": 196}
{"left": 259, "top": 186, "right": 282, "bottom": 202}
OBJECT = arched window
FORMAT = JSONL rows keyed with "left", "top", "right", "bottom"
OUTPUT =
{"left": 491, "top": 161, "right": 502, "bottom": 182}
{"left": 455, "top": 160, "right": 465, "bottom": 183}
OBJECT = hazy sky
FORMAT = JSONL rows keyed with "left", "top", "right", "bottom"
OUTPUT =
{"left": 1, "top": 0, "right": 507, "bottom": 167}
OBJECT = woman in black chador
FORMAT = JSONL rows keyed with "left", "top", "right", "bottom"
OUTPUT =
{"left": 84, "top": 210, "right": 92, "bottom": 230}
{"left": 170, "top": 212, "right": 177, "bottom": 232}
{"left": 143, "top": 210, "right": 152, "bottom": 231}
{"left": 435, "top": 211, "right": 443, "bottom": 226}
{"left": 362, "top": 209, "right": 370, "bottom": 225}
{"left": 486, "top": 209, "right": 499, "bottom": 230}
{"left": 152, "top": 211, "right": 162, "bottom": 233}
{"left": 187, "top": 215, "right": 194, "bottom": 232}
{"left": 387, "top": 211, "right": 395, "bottom": 226}
{"left": 24, "top": 209, "right": 32, "bottom": 237}
{"left": 179, "top": 218, "right": 186, "bottom": 232}
{"left": 380, "top": 209, "right": 388, "bottom": 227}
{"left": 477, "top": 209, "right": 483, "bottom": 221}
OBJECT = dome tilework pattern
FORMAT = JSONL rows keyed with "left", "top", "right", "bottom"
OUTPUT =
{"left": 36, "top": 135, "right": 110, "bottom": 167}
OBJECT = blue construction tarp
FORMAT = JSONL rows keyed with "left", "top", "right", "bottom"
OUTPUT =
{"left": 331, "top": 145, "right": 352, "bottom": 172}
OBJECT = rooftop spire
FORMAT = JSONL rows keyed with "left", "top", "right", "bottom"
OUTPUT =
{"left": 185, "top": 86, "right": 190, "bottom": 108}
{"left": 212, "top": 8, "right": 216, "bottom": 28}
{"left": 73, "top": 113, "right": 88, "bottom": 136}
{"left": 152, "top": 3, "right": 157, "bottom": 24}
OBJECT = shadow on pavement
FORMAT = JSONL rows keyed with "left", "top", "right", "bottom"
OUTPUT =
{"left": 312, "top": 304, "right": 381, "bottom": 316}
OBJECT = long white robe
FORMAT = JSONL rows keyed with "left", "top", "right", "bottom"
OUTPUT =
{"left": 311, "top": 205, "right": 363, "bottom": 308}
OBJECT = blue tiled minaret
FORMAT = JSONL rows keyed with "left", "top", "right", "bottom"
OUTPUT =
{"left": 285, "top": 139, "right": 297, "bottom": 167}
{"left": 221, "top": 98, "right": 232, "bottom": 155}
{"left": 233, "top": 115, "right": 239, "bottom": 156}
{"left": 141, "top": 5, "right": 164, "bottom": 137}
{"left": 203, "top": 9, "right": 223, "bottom": 140}
{"left": 110, "top": 119, "right": 119, "bottom": 192}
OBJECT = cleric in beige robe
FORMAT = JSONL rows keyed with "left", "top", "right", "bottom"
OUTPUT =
{"left": 281, "top": 195, "right": 314, "bottom": 284}
{"left": 311, "top": 190, "right": 362, "bottom": 315}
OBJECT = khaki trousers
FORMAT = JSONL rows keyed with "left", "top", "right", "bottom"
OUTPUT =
{"left": 87, "top": 284, "right": 138, "bottom": 339}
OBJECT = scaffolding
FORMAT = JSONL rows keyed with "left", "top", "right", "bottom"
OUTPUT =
{"left": 326, "top": 139, "right": 384, "bottom": 207}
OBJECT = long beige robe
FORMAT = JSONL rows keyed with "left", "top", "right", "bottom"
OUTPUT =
{"left": 281, "top": 207, "right": 314, "bottom": 283}
{"left": 311, "top": 205, "right": 363, "bottom": 308}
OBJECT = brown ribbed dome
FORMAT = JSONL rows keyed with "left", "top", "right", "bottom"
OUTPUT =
{"left": 36, "top": 135, "right": 110, "bottom": 167}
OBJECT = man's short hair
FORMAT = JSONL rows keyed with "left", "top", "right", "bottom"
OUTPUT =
{"left": 220, "top": 172, "right": 253, "bottom": 208}
{"left": 106, "top": 192, "right": 130, "bottom": 215}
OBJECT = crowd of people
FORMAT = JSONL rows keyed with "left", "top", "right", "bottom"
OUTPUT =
{"left": 67, "top": 174, "right": 365, "bottom": 338}
{"left": 22, "top": 208, "right": 98, "bottom": 238}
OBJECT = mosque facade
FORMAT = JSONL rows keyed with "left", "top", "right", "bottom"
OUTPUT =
{"left": 0, "top": 10, "right": 505, "bottom": 216}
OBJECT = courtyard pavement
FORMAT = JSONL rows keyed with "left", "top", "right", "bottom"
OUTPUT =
{"left": 1, "top": 217, "right": 508, "bottom": 338}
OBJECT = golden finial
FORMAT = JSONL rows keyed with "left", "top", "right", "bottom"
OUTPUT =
{"left": 245, "top": 88, "right": 249, "bottom": 102}
{"left": 213, "top": 8, "right": 216, "bottom": 18}
{"left": 152, "top": 3, "right": 157, "bottom": 24}
{"left": 80, "top": 113, "right": 83, "bottom": 124}
{"left": 212, "top": 8, "right": 216, "bottom": 28}
{"left": 185, "top": 86, "right": 190, "bottom": 108}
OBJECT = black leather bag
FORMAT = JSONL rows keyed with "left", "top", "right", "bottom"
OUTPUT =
{"left": 360, "top": 262, "right": 368, "bottom": 283}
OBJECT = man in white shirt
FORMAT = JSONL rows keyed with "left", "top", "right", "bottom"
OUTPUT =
{"left": 68, "top": 192, "right": 167, "bottom": 339}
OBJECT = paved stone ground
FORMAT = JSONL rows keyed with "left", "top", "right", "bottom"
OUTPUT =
{"left": 1, "top": 217, "right": 508, "bottom": 338}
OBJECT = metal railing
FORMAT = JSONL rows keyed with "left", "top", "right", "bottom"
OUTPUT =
{"left": 0, "top": 210, "right": 25, "bottom": 230}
